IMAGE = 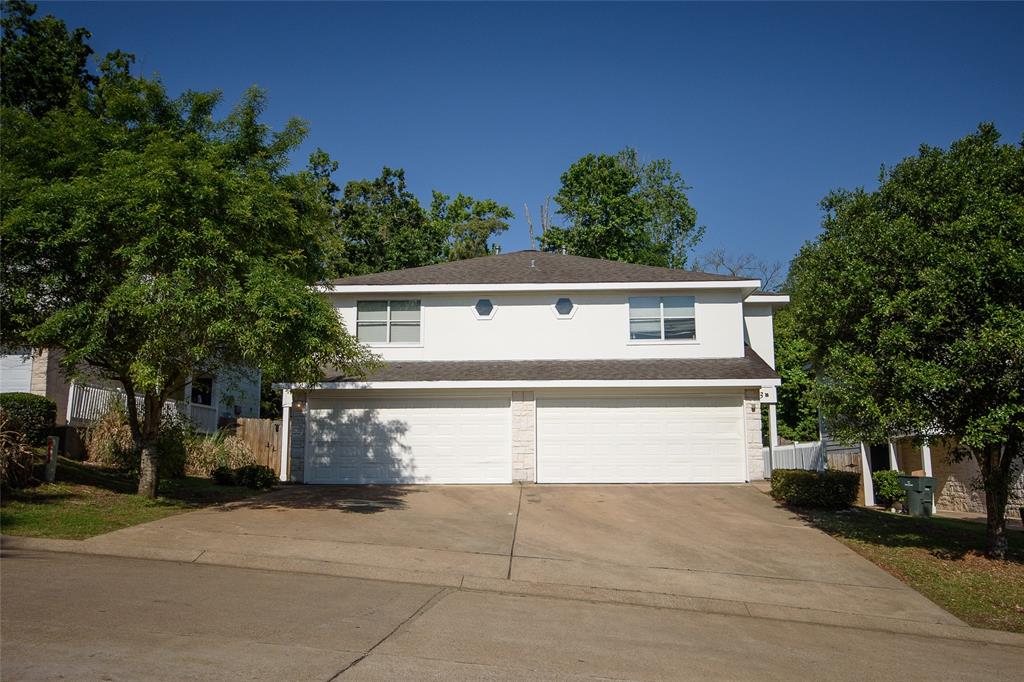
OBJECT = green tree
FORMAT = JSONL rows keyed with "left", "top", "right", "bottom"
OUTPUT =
{"left": 542, "top": 148, "right": 702, "bottom": 267}
{"left": 334, "top": 167, "right": 445, "bottom": 276}
{"left": 0, "top": 0, "right": 96, "bottom": 115}
{"left": 1, "top": 60, "right": 375, "bottom": 497}
{"left": 429, "top": 191, "right": 514, "bottom": 261}
{"left": 789, "top": 124, "right": 1024, "bottom": 558}
{"left": 771, "top": 305, "right": 819, "bottom": 442}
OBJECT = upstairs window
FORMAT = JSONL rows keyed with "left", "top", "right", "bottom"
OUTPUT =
{"left": 357, "top": 300, "right": 421, "bottom": 343}
{"left": 628, "top": 296, "right": 695, "bottom": 341}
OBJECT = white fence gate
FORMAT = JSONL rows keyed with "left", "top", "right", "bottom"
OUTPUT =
{"left": 763, "top": 441, "right": 826, "bottom": 476}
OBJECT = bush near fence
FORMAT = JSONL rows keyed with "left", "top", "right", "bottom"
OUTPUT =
{"left": 0, "top": 393, "right": 57, "bottom": 446}
{"left": 770, "top": 469, "right": 860, "bottom": 509}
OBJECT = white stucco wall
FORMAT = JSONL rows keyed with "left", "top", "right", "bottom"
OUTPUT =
{"left": 742, "top": 303, "right": 776, "bottom": 368}
{"left": 329, "top": 290, "right": 746, "bottom": 361}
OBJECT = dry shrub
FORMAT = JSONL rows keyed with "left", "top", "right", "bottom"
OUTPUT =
{"left": 1, "top": 418, "right": 35, "bottom": 490}
{"left": 185, "top": 431, "right": 256, "bottom": 477}
{"left": 85, "top": 400, "right": 135, "bottom": 470}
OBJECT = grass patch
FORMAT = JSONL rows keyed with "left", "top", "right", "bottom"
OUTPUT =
{"left": 802, "top": 507, "right": 1024, "bottom": 633}
{"left": 1, "top": 457, "right": 263, "bottom": 540}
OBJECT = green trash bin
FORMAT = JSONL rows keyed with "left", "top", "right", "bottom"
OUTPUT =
{"left": 898, "top": 475, "right": 936, "bottom": 517}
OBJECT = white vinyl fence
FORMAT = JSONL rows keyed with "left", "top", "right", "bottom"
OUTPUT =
{"left": 763, "top": 441, "right": 826, "bottom": 476}
{"left": 66, "top": 383, "right": 219, "bottom": 433}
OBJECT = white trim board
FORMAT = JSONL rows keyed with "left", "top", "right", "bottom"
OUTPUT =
{"left": 276, "top": 378, "right": 781, "bottom": 390}
{"left": 319, "top": 280, "right": 762, "bottom": 295}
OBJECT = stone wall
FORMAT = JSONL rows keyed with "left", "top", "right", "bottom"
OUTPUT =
{"left": 743, "top": 389, "right": 765, "bottom": 481}
{"left": 288, "top": 410, "right": 306, "bottom": 483}
{"left": 897, "top": 438, "right": 1024, "bottom": 514}
{"left": 511, "top": 391, "right": 536, "bottom": 482}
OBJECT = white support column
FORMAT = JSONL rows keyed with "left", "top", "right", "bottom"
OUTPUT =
{"left": 768, "top": 403, "right": 779, "bottom": 447}
{"left": 278, "top": 389, "right": 292, "bottom": 482}
{"left": 888, "top": 440, "right": 899, "bottom": 470}
{"left": 921, "top": 442, "right": 933, "bottom": 477}
{"left": 860, "top": 441, "right": 875, "bottom": 507}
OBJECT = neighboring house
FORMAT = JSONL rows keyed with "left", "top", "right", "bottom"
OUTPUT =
{"left": 0, "top": 348, "right": 260, "bottom": 443}
{"left": 277, "top": 250, "right": 788, "bottom": 484}
{"left": 822, "top": 426, "right": 1024, "bottom": 514}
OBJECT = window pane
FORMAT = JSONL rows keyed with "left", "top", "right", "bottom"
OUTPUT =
{"left": 555, "top": 297, "right": 574, "bottom": 316}
{"left": 664, "top": 317, "right": 696, "bottom": 339}
{"left": 357, "top": 321, "right": 387, "bottom": 342}
{"left": 389, "top": 322, "right": 420, "bottom": 343}
{"left": 629, "top": 318, "right": 662, "bottom": 340}
{"left": 663, "top": 296, "right": 694, "bottom": 318}
{"left": 628, "top": 297, "right": 660, "bottom": 319}
{"left": 389, "top": 300, "right": 421, "bottom": 321}
{"left": 357, "top": 301, "right": 387, "bottom": 321}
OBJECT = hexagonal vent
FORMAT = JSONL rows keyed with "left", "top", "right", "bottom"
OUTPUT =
{"left": 554, "top": 297, "right": 574, "bottom": 316}
{"left": 474, "top": 299, "right": 494, "bottom": 317}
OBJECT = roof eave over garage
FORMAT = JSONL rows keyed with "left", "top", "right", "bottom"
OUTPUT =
{"left": 318, "top": 280, "right": 763, "bottom": 295}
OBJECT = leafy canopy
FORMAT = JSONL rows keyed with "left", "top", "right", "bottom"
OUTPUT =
{"left": 1, "top": 58, "right": 375, "bottom": 411}
{"left": 0, "top": 1, "right": 96, "bottom": 115}
{"left": 542, "top": 148, "right": 703, "bottom": 267}
{"left": 790, "top": 124, "right": 1023, "bottom": 450}
{"left": 332, "top": 167, "right": 513, "bottom": 277}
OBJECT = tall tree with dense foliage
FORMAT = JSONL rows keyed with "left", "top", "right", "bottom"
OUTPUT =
{"left": 332, "top": 168, "right": 514, "bottom": 276}
{"left": 541, "top": 148, "right": 702, "bottom": 267}
{"left": 0, "top": 1, "right": 96, "bottom": 115}
{"left": 789, "top": 124, "right": 1023, "bottom": 558}
{"left": 429, "top": 191, "right": 514, "bottom": 261}
{"left": 1, "top": 51, "right": 375, "bottom": 496}
{"left": 771, "top": 304, "right": 819, "bottom": 442}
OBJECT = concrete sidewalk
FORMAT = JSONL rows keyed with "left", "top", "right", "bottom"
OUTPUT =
{"left": 3, "top": 483, "right": 1010, "bottom": 644}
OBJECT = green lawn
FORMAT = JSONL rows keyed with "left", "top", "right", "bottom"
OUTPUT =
{"left": 1, "top": 458, "right": 263, "bottom": 540}
{"left": 802, "top": 507, "right": 1024, "bottom": 633}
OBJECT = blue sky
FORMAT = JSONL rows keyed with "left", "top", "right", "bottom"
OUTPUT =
{"left": 40, "top": 2, "right": 1024, "bottom": 270}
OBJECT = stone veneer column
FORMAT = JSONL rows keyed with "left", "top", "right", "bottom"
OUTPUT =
{"left": 511, "top": 391, "right": 537, "bottom": 482}
{"left": 288, "top": 409, "right": 306, "bottom": 483}
{"left": 743, "top": 389, "right": 765, "bottom": 481}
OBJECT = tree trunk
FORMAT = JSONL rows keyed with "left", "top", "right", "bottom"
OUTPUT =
{"left": 978, "top": 443, "right": 1014, "bottom": 560}
{"left": 136, "top": 392, "right": 163, "bottom": 498}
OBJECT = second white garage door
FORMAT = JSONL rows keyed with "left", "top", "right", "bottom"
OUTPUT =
{"left": 305, "top": 395, "right": 511, "bottom": 484}
{"left": 536, "top": 393, "right": 746, "bottom": 483}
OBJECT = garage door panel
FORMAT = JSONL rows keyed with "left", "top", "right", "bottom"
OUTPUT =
{"left": 537, "top": 394, "right": 745, "bottom": 483}
{"left": 305, "top": 396, "right": 511, "bottom": 484}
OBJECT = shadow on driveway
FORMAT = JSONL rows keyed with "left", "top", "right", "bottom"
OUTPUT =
{"left": 217, "top": 484, "right": 416, "bottom": 514}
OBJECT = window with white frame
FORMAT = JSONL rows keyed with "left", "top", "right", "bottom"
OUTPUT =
{"left": 628, "top": 296, "right": 695, "bottom": 340}
{"left": 356, "top": 300, "right": 421, "bottom": 343}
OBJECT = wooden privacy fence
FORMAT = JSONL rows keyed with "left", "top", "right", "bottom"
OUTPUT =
{"left": 235, "top": 418, "right": 283, "bottom": 475}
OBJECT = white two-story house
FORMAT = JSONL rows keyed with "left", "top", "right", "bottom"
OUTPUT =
{"left": 277, "top": 250, "right": 787, "bottom": 485}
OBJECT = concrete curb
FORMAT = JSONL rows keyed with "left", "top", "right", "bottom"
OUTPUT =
{"left": 4, "top": 534, "right": 1023, "bottom": 649}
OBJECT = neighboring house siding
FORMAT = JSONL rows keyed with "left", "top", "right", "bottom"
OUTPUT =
{"left": 0, "top": 351, "right": 33, "bottom": 393}
{"left": 329, "top": 290, "right": 746, "bottom": 362}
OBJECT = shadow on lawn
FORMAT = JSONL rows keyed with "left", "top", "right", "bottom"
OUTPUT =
{"left": 791, "top": 506, "right": 1024, "bottom": 565}
{"left": 216, "top": 484, "right": 414, "bottom": 515}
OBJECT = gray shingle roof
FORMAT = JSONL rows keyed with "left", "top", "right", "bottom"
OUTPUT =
{"left": 323, "top": 347, "right": 778, "bottom": 383}
{"left": 330, "top": 250, "right": 751, "bottom": 286}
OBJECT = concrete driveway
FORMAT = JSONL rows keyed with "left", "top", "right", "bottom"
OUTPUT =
{"left": 59, "top": 483, "right": 962, "bottom": 628}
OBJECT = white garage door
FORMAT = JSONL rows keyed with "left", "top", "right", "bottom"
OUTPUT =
{"left": 537, "top": 393, "right": 746, "bottom": 483}
{"left": 305, "top": 395, "right": 511, "bottom": 484}
{"left": 0, "top": 352, "right": 33, "bottom": 394}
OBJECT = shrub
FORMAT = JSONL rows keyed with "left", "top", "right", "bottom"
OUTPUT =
{"left": 770, "top": 469, "right": 860, "bottom": 509}
{"left": 85, "top": 400, "right": 135, "bottom": 469}
{"left": 1, "top": 418, "right": 36, "bottom": 490}
{"left": 86, "top": 400, "right": 194, "bottom": 478}
{"left": 872, "top": 469, "right": 907, "bottom": 507}
{"left": 210, "top": 464, "right": 276, "bottom": 489}
{"left": 211, "top": 465, "right": 236, "bottom": 486}
{"left": 234, "top": 464, "right": 277, "bottom": 489}
{"left": 185, "top": 430, "right": 256, "bottom": 477}
{"left": 0, "top": 392, "right": 57, "bottom": 446}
